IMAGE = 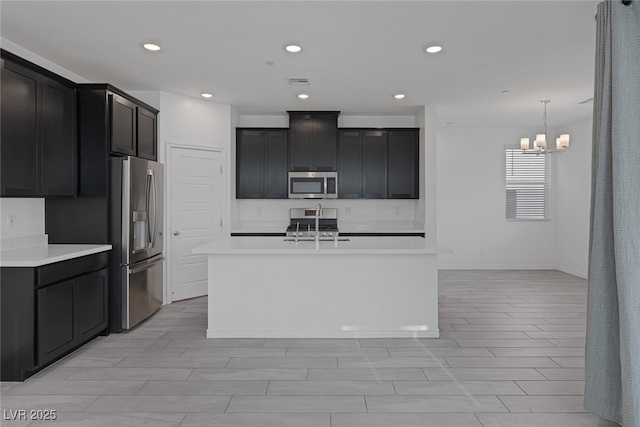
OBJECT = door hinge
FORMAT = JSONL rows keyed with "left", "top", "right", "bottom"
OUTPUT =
{"left": 220, "top": 219, "right": 223, "bottom": 227}
{"left": 220, "top": 166, "right": 223, "bottom": 174}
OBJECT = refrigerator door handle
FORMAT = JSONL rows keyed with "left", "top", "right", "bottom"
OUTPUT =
{"left": 128, "top": 256, "right": 165, "bottom": 274}
{"left": 146, "top": 169, "right": 153, "bottom": 249}
{"left": 151, "top": 171, "right": 159, "bottom": 249}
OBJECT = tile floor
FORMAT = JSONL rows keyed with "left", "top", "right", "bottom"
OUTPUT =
{"left": 1, "top": 270, "right": 618, "bottom": 426}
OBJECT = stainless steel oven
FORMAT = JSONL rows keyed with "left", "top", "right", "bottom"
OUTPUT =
{"left": 288, "top": 171, "right": 338, "bottom": 199}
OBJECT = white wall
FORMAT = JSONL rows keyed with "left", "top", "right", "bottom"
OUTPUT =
{"left": 1, "top": 38, "right": 91, "bottom": 83}
{"left": 437, "top": 127, "right": 557, "bottom": 269}
{"left": 555, "top": 117, "right": 592, "bottom": 278}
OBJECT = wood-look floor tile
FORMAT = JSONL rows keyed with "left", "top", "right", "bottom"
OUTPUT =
{"left": 226, "top": 396, "right": 366, "bottom": 413}
{"left": 365, "top": 395, "right": 508, "bottom": 413}
{"left": 331, "top": 413, "right": 482, "bottom": 427}
{"left": 85, "top": 396, "right": 230, "bottom": 413}
{"left": 180, "top": 413, "right": 329, "bottom": 427}
{"left": 26, "top": 412, "right": 186, "bottom": 427}
{"left": 393, "top": 380, "right": 525, "bottom": 396}
{"left": 476, "top": 413, "right": 617, "bottom": 427}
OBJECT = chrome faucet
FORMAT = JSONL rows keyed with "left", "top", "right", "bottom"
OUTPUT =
{"left": 315, "top": 203, "right": 322, "bottom": 242}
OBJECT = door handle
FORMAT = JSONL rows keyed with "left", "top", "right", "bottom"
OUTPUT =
{"left": 173, "top": 231, "right": 180, "bottom": 236}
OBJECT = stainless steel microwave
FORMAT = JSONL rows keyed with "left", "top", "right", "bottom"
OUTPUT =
{"left": 288, "top": 171, "right": 338, "bottom": 199}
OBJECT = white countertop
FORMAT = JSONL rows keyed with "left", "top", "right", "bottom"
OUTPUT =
{"left": 0, "top": 244, "right": 112, "bottom": 267}
{"left": 193, "top": 236, "right": 438, "bottom": 255}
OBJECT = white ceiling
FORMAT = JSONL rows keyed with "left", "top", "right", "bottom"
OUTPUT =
{"left": 1, "top": 1, "right": 598, "bottom": 128}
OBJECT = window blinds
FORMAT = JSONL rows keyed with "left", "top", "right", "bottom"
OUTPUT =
{"left": 505, "top": 149, "right": 548, "bottom": 220}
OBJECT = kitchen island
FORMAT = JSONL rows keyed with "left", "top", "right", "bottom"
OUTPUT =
{"left": 193, "top": 236, "right": 439, "bottom": 339}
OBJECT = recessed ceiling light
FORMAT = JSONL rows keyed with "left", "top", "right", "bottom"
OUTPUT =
{"left": 201, "top": 93, "right": 214, "bottom": 98}
{"left": 394, "top": 93, "right": 406, "bottom": 99}
{"left": 298, "top": 94, "right": 309, "bottom": 99}
{"left": 143, "top": 43, "right": 161, "bottom": 51}
{"left": 425, "top": 45, "right": 443, "bottom": 54}
{"left": 285, "top": 44, "right": 302, "bottom": 53}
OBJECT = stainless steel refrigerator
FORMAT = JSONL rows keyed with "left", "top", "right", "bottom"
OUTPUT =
{"left": 111, "top": 156, "right": 164, "bottom": 330}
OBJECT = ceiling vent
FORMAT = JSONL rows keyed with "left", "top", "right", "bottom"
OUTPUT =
{"left": 287, "top": 78, "right": 310, "bottom": 85}
{"left": 578, "top": 97, "right": 594, "bottom": 104}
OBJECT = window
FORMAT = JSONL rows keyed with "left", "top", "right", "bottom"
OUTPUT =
{"left": 505, "top": 148, "right": 548, "bottom": 220}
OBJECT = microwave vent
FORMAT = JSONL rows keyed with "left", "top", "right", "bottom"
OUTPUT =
{"left": 287, "top": 77, "right": 310, "bottom": 85}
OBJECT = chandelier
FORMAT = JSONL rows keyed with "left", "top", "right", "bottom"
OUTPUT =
{"left": 520, "top": 100, "right": 570, "bottom": 154}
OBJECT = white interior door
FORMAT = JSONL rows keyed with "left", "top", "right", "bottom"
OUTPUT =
{"left": 169, "top": 146, "right": 223, "bottom": 301}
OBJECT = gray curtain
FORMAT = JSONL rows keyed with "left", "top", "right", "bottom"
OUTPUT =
{"left": 585, "top": 1, "right": 640, "bottom": 426}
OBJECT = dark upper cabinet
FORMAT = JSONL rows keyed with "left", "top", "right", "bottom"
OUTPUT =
{"left": 337, "top": 131, "right": 362, "bottom": 198}
{"left": 388, "top": 130, "right": 419, "bottom": 199}
{"left": 236, "top": 129, "right": 287, "bottom": 199}
{"left": 362, "top": 131, "right": 388, "bottom": 199}
{"left": 41, "top": 76, "right": 76, "bottom": 197}
{"left": 1, "top": 58, "right": 39, "bottom": 196}
{"left": 77, "top": 85, "right": 159, "bottom": 196}
{"left": 338, "top": 130, "right": 387, "bottom": 199}
{"left": 1, "top": 52, "right": 76, "bottom": 197}
{"left": 288, "top": 112, "right": 339, "bottom": 171}
{"left": 137, "top": 107, "right": 157, "bottom": 160}
{"left": 110, "top": 93, "right": 137, "bottom": 156}
{"left": 264, "top": 131, "right": 288, "bottom": 198}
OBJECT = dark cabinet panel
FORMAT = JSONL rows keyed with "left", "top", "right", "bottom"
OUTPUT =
{"left": 288, "top": 112, "right": 338, "bottom": 171}
{"left": 236, "top": 129, "right": 287, "bottom": 199}
{"left": 137, "top": 106, "right": 157, "bottom": 160}
{"left": 1, "top": 52, "right": 77, "bottom": 198}
{"left": 388, "top": 130, "right": 419, "bottom": 199}
{"left": 337, "top": 131, "right": 362, "bottom": 198}
{"left": 313, "top": 114, "right": 338, "bottom": 171}
{"left": 37, "top": 279, "right": 76, "bottom": 366}
{"left": 1, "top": 59, "right": 39, "bottom": 196}
{"left": 237, "top": 131, "right": 265, "bottom": 198}
{"left": 338, "top": 130, "right": 387, "bottom": 199}
{"left": 362, "top": 131, "right": 387, "bottom": 199}
{"left": 41, "top": 77, "right": 76, "bottom": 196}
{"left": 76, "top": 269, "right": 108, "bottom": 342}
{"left": 264, "top": 131, "right": 288, "bottom": 198}
{"left": 110, "top": 93, "right": 137, "bottom": 156}
{"left": 288, "top": 114, "right": 314, "bottom": 171}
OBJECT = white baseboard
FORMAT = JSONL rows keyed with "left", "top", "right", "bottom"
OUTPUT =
{"left": 438, "top": 264, "right": 557, "bottom": 270}
{"left": 206, "top": 330, "right": 440, "bottom": 339}
{"left": 556, "top": 266, "right": 588, "bottom": 279}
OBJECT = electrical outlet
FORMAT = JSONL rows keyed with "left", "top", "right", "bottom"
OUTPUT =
{"left": 7, "top": 213, "right": 16, "bottom": 228}
{"left": 345, "top": 207, "right": 351, "bottom": 216}
{"left": 395, "top": 206, "right": 401, "bottom": 215}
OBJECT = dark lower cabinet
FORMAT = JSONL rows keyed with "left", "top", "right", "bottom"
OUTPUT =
{"left": 236, "top": 129, "right": 287, "bottom": 198}
{"left": 0, "top": 50, "right": 77, "bottom": 197}
{"left": 37, "top": 279, "right": 76, "bottom": 366}
{"left": 0, "top": 252, "right": 109, "bottom": 381}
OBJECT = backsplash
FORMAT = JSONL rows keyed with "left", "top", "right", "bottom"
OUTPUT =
{"left": 235, "top": 199, "right": 418, "bottom": 225}
{"left": 0, "top": 198, "right": 46, "bottom": 250}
